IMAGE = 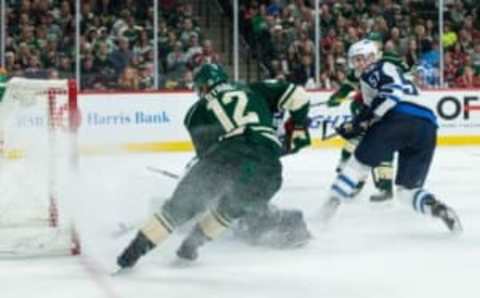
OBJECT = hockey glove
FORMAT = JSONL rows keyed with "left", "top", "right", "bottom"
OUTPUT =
{"left": 336, "top": 106, "right": 374, "bottom": 139}
{"left": 284, "top": 117, "right": 311, "bottom": 154}
{"left": 336, "top": 120, "right": 366, "bottom": 139}
{"left": 327, "top": 84, "right": 355, "bottom": 107}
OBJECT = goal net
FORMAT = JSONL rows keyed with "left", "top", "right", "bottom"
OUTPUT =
{"left": 0, "top": 77, "right": 80, "bottom": 256}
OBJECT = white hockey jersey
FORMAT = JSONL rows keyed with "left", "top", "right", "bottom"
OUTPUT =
{"left": 359, "top": 60, "right": 437, "bottom": 125}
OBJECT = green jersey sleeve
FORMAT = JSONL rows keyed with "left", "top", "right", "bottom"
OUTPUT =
{"left": 248, "top": 80, "right": 310, "bottom": 126}
{"left": 382, "top": 51, "right": 411, "bottom": 73}
{"left": 327, "top": 70, "right": 359, "bottom": 107}
{"left": 184, "top": 98, "right": 224, "bottom": 158}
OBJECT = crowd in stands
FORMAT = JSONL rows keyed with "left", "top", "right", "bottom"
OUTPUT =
{"left": 2, "top": 0, "right": 220, "bottom": 91}
{"left": 1, "top": 0, "right": 480, "bottom": 90}
{"left": 3, "top": 0, "right": 76, "bottom": 80}
{"left": 239, "top": 0, "right": 480, "bottom": 88}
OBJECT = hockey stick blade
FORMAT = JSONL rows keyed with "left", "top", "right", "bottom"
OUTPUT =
{"left": 321, "top": 120, "right": 339, "bottom": 141}
{"left": 323, "top": 131, "right": 339, "bottom": 140}
{"left": 111, "top": 222, "right": 137, "bottom": 239}
{"left": 111, "top": 266, "right": 132, "bottom": 276}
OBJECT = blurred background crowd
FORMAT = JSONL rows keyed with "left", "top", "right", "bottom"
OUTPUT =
{"left": 1, "top": 0, "right": 480, "bottom": 91}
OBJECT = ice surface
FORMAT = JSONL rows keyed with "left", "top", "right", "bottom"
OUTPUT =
{"left": 2, "top": 148, "right": 480, "bottom": 298}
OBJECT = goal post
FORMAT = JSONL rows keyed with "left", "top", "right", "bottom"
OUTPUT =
{"left": 0, "top": 77, "right": 81, "bottom": 256}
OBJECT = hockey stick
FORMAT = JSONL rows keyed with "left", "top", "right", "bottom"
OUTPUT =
{"left": 321, "top": 120, "right": 338, "bottom": 140}
{"left": 112, "top": 167, "right": 181, "bottom": 239}
{"left": 310, "top": 101, "right": 328, "bottom": 108}
{"left": 146, "top": 166, "right": 180, "bottom": 179}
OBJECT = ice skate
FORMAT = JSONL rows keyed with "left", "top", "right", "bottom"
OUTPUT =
{"left": 117, "top": 232, "right": 155, "bottom": 269}
{"left": 176, "top": 225, "right": 209, "bottom": 261}
{"left": 369, "top": 189, "right": 393, "bottom": 202}
{"left": 430, "top": 200, "right": 463, "bottom": 233}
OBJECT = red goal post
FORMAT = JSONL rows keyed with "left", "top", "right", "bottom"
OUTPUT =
{"left": 0, "top": 77, "right": 80, "bottom": 256}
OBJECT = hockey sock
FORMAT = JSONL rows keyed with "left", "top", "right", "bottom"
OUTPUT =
{"left": 330, "top": 156, "right": 369, "bottom": 201}
{"left": 372, "top": 161, "right": 393, "bottom": 193}
{"left": 336, "top": 139, "right": 358, "bottom": 172}
{"left": 141, "top": 211, "right": 174, "bottom": 244}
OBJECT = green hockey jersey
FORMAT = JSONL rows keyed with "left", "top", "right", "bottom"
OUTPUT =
{"left": 184, "top": 80, "right": 309, "bottom": 158}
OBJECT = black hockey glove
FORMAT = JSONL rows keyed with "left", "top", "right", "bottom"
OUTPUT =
{"left": 336, "top": 106, "right": 374, "bottom": 140}
{"left": 336, "top": 120, "right": 367, "bottom": 139}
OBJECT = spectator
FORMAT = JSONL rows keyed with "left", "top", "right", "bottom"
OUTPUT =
{"left": 81, "top": 55, "right": 99, "bottom": 90}
{"left": 455, "top": 65, "right": 480, "bottom": 88}
{"left": 185, "top": 35, "right": 203, "bottom": 64}
{"left": 471, "top": 44, "right": 480, "bottom": 75}
{"left": 289, "top": 54, "right": 314, "bottom": 86}
{"left": 405, "top": 39, "right": 419, "bottom": 69}
{"left": 179, "top": 18, "right": 200, "bottom": 46}
{"left": 442, "top": 22, "right": 458, "bottom": 49}
{"left": 444, "top": 52, "right": 459, "bottom": 86}
{"left": 451, "top": 42, "right": 468, "bottom": 71}
{"left": 166, "top": 41, "right": 188, "bottom": 80}
{"left": 197, "top": 39, "right": 222, "bottom": 65}
{"left": 109, "top": 36, "right": 133, "bottom": 75}
{"left": 118, "top": 66, "right": 140, "bottom": 90}
{"left": 57, "top": 55, "right": 74, "bottom": 79}
{"left": 176, "top": 69, "right": 194, "bottom": 90}
{"left": 138, "top": 64, "right": 154, "bottom": 90}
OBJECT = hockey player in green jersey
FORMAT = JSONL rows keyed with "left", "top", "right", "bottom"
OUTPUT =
{"left": 0, "top": 68, "right": 6, "bottom": 101}
{"left": 326, "top": 46, "right": 411, "bottom": 202}
{"left": 116, "top": 64, "right": 311, "bottom": 269}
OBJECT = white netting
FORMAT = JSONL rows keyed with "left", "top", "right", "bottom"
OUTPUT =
{"left": 0, "top": 78, "right": 79, "bottom": 256}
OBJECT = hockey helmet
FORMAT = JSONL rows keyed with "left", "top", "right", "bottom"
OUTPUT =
{"left": 193, "top": 63, "right": 228, "bottom": 95}
{"left": 348, "top": 39, "right": 381, "bottom": 72}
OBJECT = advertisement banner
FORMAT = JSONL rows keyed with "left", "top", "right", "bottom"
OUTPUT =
{"left": 5, "top": 90, "right": 480, "bottom": 155}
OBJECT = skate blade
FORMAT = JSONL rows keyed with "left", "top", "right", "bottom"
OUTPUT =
{"left": 110, "top": 266, "right": 132, "bottom": 276}
{"left": 443, "top": 210, "right": 463, "bottom": 235}
{"left": 449, "top": 217, "right": 463, "bottom": 235}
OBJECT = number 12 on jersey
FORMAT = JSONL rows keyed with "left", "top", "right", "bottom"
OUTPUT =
{"left": 207, "top": 91, "right": 259, "bottom": 131}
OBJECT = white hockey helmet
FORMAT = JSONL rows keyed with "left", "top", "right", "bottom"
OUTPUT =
{"left": 347, "top": 39, "right": 381, "bottom": 72}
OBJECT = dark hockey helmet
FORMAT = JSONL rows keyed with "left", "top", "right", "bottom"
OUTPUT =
{"left": 193, "top": 63, "right": 228, "bottom": 95}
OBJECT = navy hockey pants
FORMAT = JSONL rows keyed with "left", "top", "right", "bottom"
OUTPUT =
{"left": 355, "top": 113, "right": 437, "bottom": 189}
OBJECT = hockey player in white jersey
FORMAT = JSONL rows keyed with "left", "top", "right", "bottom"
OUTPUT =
{"left": 319, "top": 39, "right": 462, "bottom": 233}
